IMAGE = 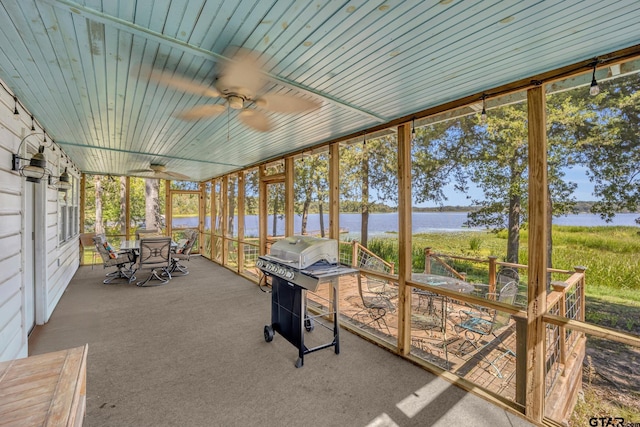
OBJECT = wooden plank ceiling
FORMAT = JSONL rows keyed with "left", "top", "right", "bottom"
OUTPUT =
{"left": 0, "top": 0, "right": 639, "bottom": 181}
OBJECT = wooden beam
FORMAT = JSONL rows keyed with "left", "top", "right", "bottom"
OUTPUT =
{"left": 164, "top": 180, "right": 171, "bottom": 236}
{"left": 396, "top": 122, "right": 412, "bottom": 355}
{"left": 526, "top": 86, "right": 548, "bottom": 423}
{"left": 237, "top": 172, "right": 245, "bottom": 273}
{"left": 285, "top": 157, "right": 294, "bottom": 236}
{"left": 259, "top": 166, "right": 267, "bottom": 256}
{"left": 221, "top": 176, "right": 228, "bottom": 266}
{"left": 199, "top": 182, "right": 206, "bottom": 255}
{"left": 79, "top": 173, "right": 86, "bottom": 233}
{"left": 329, "top": 143, "right": 340, "bottom": 240}
{"left": 125, "top": 177, "right": 131, "bottom": 239}
{"left": 544, "top": 314, "right": 640, "bottom": 348}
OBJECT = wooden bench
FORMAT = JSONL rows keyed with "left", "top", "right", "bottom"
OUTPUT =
{"left": 0, "top": 344, "right": 88, "bottom": 426}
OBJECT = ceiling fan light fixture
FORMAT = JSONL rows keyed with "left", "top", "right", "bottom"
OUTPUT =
{"left": 229, "top": 95, "right": 243, "bottom": 110}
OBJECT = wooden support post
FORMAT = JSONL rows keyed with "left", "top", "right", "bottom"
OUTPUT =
{"left": 124, "top": 177, "right": 131, "bottom": 239}
{"left": 259, "top": 166, "right": 267, "bottom": 256}
{"left": 199, "top": 182, "right": 206, "bottom": 255}
{"left": 238, "top": 172, "right": 245, "bottom": 273}
{"left": 80, "top": 173, "right": 86, "bottom": 233}
{"left": 212, "top": 180, "right": 218, "bottom": 260}
{"left": 329, "top": 143, "right": 340, "bottom": 240}
{"left": 514, "top": 312, "right": 528, "bottom": 408}
{"left": 488, "top": 256, "right": 497, "bottom": 298}
{"left": 165, "top": 180, "right": 171, "bottom": 236}
{"left": 351, "top": 240, "right": 358, "bottom": 267}
{"left": 285, "top": 157, "right": 294, "bottom": 237}
{"left": 526, "top": 85, "right": 548, "bottom": 423}
{"left": 397, "top": 122, "right": 412, "bottom": 355}
{"left": 424, "top": 247, "right": 432, "bottom": 273}
{"left": 574, "top": 266, "right": 587, "bottom": 322}
{"left": 221, "top": 176, "right": 228, "bottom": 266}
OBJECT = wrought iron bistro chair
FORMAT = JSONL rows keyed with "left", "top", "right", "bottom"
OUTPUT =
{"left": 93, "top": 235, "right": 136, "bottom": 284}
{"left": 411, "top": 293, "right": 451, "bottom": 368}
{"left": 170, "top": 229, "right": 198, "bottom": 275}
{"left": 351, "top": 272, "right": 395, "bottom": 334}
{"left": 453, "top": 281, "right": 518, "bottom": 378}
{"left": 358, "top": 253, "right": 398, "bottom": 299}
{"left": 134, "top": 236, "right": 173, "bottom": 287}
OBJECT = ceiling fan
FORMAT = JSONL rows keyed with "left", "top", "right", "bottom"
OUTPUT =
{"left": 129, "top": 163, "right": 191, "bottom": 181}
{"left": 143, "top": 48, "right": 321, "bottom": 132}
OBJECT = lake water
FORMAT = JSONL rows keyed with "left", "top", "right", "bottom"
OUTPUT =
{"left": 174, "top": 212, "right": 639, "bottom": 238}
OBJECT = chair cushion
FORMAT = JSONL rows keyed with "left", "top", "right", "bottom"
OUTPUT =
{"left": 103, "top": 242, "right": 118, "bottom": 259}
{"left": 175, "top": 239, "right": 189, "bottom": 254}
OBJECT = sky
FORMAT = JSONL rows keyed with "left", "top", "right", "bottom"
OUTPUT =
{"left": 416, "top": 165, "right": 596, "bottom": 208}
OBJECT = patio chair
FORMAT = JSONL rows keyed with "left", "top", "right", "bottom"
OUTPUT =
{"left": 411, "top": 293, "right": 451, "bottom": 368}
{"left": 79, "top": 232, "right": 98, "bottom": 268}
{"left": 351, "top": 270, "right": 395, "bottom": 335}
{"left": 170, "top": 229, "right": 198, "bottom": 275}
{"left": 134, "top": 236, "right": 173, "bottom": 287}
{"left": 497, "top": 266, "right": 519, "bottom": 287}
{"left": 135, "top": 228, "right": 161, "bottom": 240}
{"left": 358, "top": 254, "right": 397, "bottom": 299}
{"left": 453, "top": 281, "right": 518, "bottom": 378}
{"left": 93, "top": 236, "right": 136, "bottom": 284}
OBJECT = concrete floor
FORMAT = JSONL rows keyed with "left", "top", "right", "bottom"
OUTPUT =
{"left": 29, "top": 257, "right": 535, "bottom": 427}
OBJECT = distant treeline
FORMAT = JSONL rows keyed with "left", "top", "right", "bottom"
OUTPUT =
{"left": 298, "top": 200, "right": 622, "bottom": 214}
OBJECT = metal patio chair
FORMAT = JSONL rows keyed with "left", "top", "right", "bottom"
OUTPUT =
{"left": 453, "top": 281, "right": 518, "bottom": 378}
{"left": 93, "top": 235, "right": 136, "bottom": 284}
{"left": 411, "top": 292, "right": 451, "bottom": 368}
{"left": 135, "top": 228, "right": 161, "bottom": 240}
{"left": 351, "top": 269, "right": 396, "bottom": 335}
{"left": 134, "top": 236, "right": 173, "bottom": 287}
{"left": 170, "top": 229, "right": 198, "bottom": 275}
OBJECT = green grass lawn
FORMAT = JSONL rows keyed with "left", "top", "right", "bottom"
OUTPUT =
{"left": 366, "top": 225, "right": 640, "bottom": 303}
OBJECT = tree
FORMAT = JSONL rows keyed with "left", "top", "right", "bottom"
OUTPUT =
{"left": 294, "top": 152, "right": 329, "bottom": 235}
{"left": 443, "top": 97, "right": 584, "bottom": 267}
{"left": 579, "top": 74, "right": 640, "bottom": 223}
{"left": 340, "top": 135, "right": 397, "bottom": 247}
{"left": 94, "top": 175, "right": 103, "bottom": 234}
{"left": 145, "top": 178, "right": 161, "bottom": 230}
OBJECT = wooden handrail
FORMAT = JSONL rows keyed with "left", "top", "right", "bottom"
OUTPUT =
{"left": 544, "top": 314, "right": 640, "bottom": 349}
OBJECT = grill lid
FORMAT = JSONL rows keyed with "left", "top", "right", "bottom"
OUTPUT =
{"left": 269, "top": 236, "right": 338, "bottom": 269}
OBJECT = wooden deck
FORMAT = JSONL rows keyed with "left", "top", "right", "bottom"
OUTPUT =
{"left": 306, "top": 274, "right": 518, "bottom": 402}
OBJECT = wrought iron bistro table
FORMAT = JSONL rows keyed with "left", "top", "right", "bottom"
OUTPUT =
{"left": 411, "top": 273, "right": 475, "bottom": 294}
{"left": 411, "top": 273, "right": 475, "bottom": 314}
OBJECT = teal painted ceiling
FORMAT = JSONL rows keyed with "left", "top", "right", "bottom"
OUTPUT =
{"left": 1, "top": 0, "right": 639, "bottom": 180}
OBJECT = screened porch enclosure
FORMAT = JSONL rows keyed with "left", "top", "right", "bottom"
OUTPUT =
{"left": 75, "top": 51, "right": 640, "bottom": 427}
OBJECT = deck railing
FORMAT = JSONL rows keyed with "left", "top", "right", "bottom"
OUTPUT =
{"left": 424, "top": 248, "right": 590, "bottom": 418}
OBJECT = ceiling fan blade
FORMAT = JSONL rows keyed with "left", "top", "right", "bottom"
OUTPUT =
{"left": 216, "top": 49, "right": 266, "bottom": 98}
{"left": 143, "top": 66, "right": 220, "bottom": 98}
{"left": 256, "top": 93, "right": 321, "bottom": 114}
{"left": 129, "top": 168, "right": 154, "bottom": 174}
{"left": 238, "top": 110, "right": 272, "bottom": 132}
{"left": 164, "top": 171, "right": 192, "bottom": 180}
{"left": 174, "top": 104, "right": 226, "bottom": 120}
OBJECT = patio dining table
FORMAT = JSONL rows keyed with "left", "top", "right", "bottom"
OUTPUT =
{"left": 410, "top": 273, "right": 475, "bottom": 317}
{"left": 410, "top": 273, "right": 475, "bottom": 294}
{"left": 119, "top": 239, "right": 178, "bottom": 251}
{"left": 119, "top": 239, "right": 178, "bottom": 263}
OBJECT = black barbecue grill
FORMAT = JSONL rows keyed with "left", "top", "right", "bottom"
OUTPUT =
{"left": 257, "top": 236, "right": 357, "bottom": 367}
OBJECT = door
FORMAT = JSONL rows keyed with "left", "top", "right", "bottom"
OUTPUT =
{"left": 24, "top": 182, "right": 36, "bottom": 334}
{"left": 169, "top": 191, "right": 201, "bottom": 252}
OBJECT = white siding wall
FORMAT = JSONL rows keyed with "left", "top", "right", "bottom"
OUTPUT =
{"left": 0, "top": 82, "right": 80, "bottom": 362}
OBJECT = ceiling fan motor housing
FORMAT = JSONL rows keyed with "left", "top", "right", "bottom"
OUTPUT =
{"left": 228, "top": 95, "right": 244, "bottom": 110}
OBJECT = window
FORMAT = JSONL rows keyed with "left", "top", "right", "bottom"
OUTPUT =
{"left": 58, "top": 173, "right": 79, "bottom": 243}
